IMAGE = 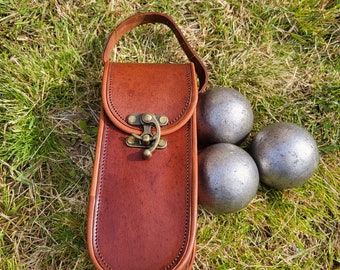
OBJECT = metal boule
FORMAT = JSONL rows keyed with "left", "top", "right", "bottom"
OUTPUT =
{"left": 198, "top": 143, "right": 259, "bottom": 214}
{"left": 250, "top": 122, "right": 319, "bottom": 190}
{"left": 197, "top": 87, "right": 254, "bottom": 145}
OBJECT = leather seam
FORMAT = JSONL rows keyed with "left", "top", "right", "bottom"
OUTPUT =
{"left": 165, "top": 118, "right": 191, "bottom": 270}
{"left": 107, "top": 63, "right": 193, "bottom": 127}
{"left": 96, "top": 63, "right": 193, "bottom": 269}
{"left": 108, "top": 64, "right": 125, "bottom": 123}
{"left": 94, "top": 120, "right": 112, "bottom": 270}
{"left": 168, "top": 64, "right": 192, "bottom": 125}
{"left": 93, "top": 119, "right": 191, "bottom": 270}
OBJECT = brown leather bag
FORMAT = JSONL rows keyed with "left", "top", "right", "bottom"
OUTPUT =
{"left": 87, "top": 12, "right": 208, "bottom": 270}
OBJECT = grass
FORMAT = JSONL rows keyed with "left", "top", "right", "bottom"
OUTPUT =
{"left": 0, "top": 0, "right": 339, "bottom": 269}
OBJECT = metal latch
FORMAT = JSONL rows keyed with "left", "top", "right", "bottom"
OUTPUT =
{"left": 126, "top": 113, "right": 168, "bottom": 159}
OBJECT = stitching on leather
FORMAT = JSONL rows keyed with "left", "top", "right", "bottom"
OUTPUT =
{"left": 94, "top": 121, "right": 112, "bottom": 270}
{"left": 107, "top": 63, "right": 193, "bottom": 126}
{"left": 94, "top": 120, "right": 192, "bottom": 270}
{"left": 164, "top": 65, "right": 192, "bottom": 269}
{"left": 97, "top": 63, "right": 193, "bottom": 269}
{"left": 168, "top": 64, "right": 192, "bottom": 125}
{"left": 108, "top": 63, "right": 126, "bottom": 123}
{"left": 165, "top": 122, "right": 191, "bottom": 269}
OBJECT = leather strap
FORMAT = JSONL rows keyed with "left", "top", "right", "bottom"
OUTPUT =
{"left": 102, "top": 12, "right": 208, "bottom": 92}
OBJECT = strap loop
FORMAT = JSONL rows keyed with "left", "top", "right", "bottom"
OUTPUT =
{"left": 102, "top": 12, "right": 208, "bottom": 92}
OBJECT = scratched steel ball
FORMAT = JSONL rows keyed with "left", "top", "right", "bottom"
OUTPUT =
{"left": 197, "top": 87, "right": 254, "bottom": 145}
{"left": 198, "top": 143, "right": 259, "bottom": 214}
{"left": 250, "top": 122, "right": 319, "bottom": 190}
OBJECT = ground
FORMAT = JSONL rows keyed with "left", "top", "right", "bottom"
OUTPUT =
{"left": 0, "top": 1, "right": 339, "bottom": 269}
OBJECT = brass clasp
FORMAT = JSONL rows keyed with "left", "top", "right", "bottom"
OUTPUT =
{"left": 126, "top": 113, "right": 168, "bottom": 159}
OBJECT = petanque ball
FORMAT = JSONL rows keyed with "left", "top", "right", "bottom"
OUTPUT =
{"left": 197, "top": 87, "right": 254, "bottom": 145}
{"left": 250, "top": 122, "right": 319, "bottom": 190}
{"left": 198, "top": 143, "right": 259, "bottom": 214}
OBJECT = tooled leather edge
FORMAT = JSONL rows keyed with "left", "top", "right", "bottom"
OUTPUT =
{"left": 102, "top": 62, "right": 197, "bottom": 136}
{"left": 107, "top": 63, "right": 192, "bottom": 126}
{"left": 93, "top": 118, "right": 112, "bottom": 270}
{"left": 90, "top": 61, "right": 197, "bottom": 269}
{"left": 93, "top": 119, "right": 192, "bottom": 270}
{"left": 165, "top": 122, "right": 191, "bottom": 269}
{"left": 87, "top": 110, "right": 107, "bottom": 270}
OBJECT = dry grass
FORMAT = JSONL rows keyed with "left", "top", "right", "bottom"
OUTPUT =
{"left": 1, "top": 0, "right": 339, "bottom": 269}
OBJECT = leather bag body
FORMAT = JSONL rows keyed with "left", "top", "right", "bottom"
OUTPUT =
{"left": 87, "top": 12, "right": 208, "bottom": 270}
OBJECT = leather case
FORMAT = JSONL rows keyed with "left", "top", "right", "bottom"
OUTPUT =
{"left": 87, "top": 12, "right": 208, "bottom": 270}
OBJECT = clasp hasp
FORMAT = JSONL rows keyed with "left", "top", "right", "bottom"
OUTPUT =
{"left": 126, "top": 113, "right": 168, "bottom": 159}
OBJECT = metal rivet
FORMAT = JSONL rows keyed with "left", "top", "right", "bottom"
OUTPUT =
{"left": 158, "top": 138, "right": 167, "bottom": 148}
{"left": 142, "top": 113, "right": 153, "bottom": 123}
{"left": 142, "top": 134, "right": 151, "bottom": 145}
{"left": 127, "top": 115, "right": 137, "bottom": 124}
{"left": 159, "top": 116, "right": 168, "bottom": 125}
{"left": 126, "top": 136, "right": 135, "bottom": 145}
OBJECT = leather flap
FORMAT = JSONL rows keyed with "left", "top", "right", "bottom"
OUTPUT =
{"left": 102, "top": 62, "right": 198, "bottom": 135}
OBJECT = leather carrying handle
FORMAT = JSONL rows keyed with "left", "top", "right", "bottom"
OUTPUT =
{"left": 102, "top": 12, "right": 208, "bottom": 92}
